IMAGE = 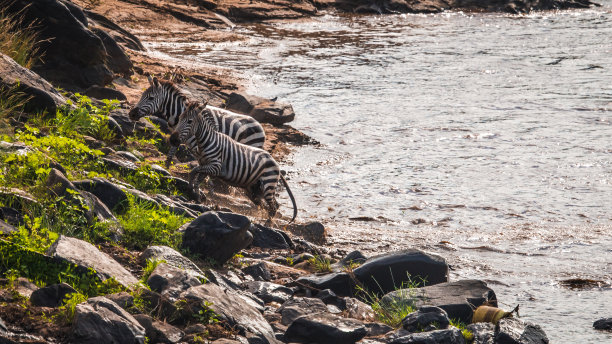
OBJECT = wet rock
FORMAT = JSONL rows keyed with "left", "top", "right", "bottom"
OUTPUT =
{"left": 181, "top": 211, "right": 253, "bottom": 265}
{"left": 0, "top": 219, "right": 16, "bottom": 234}
{"left": 242, "top": 262, "right": 272, "bottom": 281}
{"left": 287, "top": 221, "right": 326, "bottom": 244}
{"left": 72, "top": 296, "right": 146, "bottom": 344}
{"left": 4, "top": 0, "right": 115, "bottom": 90}
{"left": 46, "top": 235, "right": 139, "bottom": 288}
{"left": 284, "top": 312, "right": 367, "bottom": 344}
{"left": 243, "top": 281, "right": 294, "bottom": 304}
{"left": 30, "top": 283, "right": 77, "bottom": 308}
{"left": 593, "top": 317, "right": 612, "bottom": 330}
{"left": 386, "top": 327, "right": 465, "bottom": 344}
{"left": 277, "top": 297, "right": 328, "bottom": 325}
{"left": 495, "top": 318, "right": 549, "bottom": 344}
{"left": 105, "top": 291, "right": 135, "bottom": 310}
{"left": 344, "top": 297, "right": 376, "bottom": 322}
{"left": 147, "top": 263, "right": 202, "bottom": 302}
{"left": 181, "top": 283, "right": 279, "bottom": 344}
{"left": 133, "top": 314, "right": 184, "bottom": 343}
{"left": 353, "top": 249, "right": 448, "bottom": 294}
{"left": 226, "top": 92, "right": 295, "bottom": 125}
{"left": 0, "top": 53, "right": 65, "bottom": 114}
{"left": 382, "top": 280, "right": 496, "bottom": 324}
{"left": 466, "top": 322, "right": 495, "bottom": 344}
{"left": 84, "top": 85, "right": 127, "bottom": 101}
{"left": 401, "top": 306, "right": 450, "bottom": 332}
{"left": 249, "top": 224, "right": 293, "bottom": 250}
{"left": 296, "top": 272, "right": 355, "bottom": 297}
{"left": 140, "top": 245, "right": 205, "bottom": 281}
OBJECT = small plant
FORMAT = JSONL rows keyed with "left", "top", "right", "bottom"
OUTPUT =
{"left": 118, "top": 195, "right": 189, "bottom": 250}
{"left": 140, "top": 258, "right": 166, "bottom": 284}
{"left": 284, "top": 257, "right": 294, "bottom": 266}
{"left": 193, "top": 301, "right": 219, "bottom": 325}
{"left": 308, "top": 255, "right": 332, "bottom": 273}
{"left": 56, "top": 292, "right": 88, "bottom": 324}
{"left": 450, "top": 318, "right": 474, "bottom": 342}
{"left": 129, "top": 288, "right": 152, "bottom": 314}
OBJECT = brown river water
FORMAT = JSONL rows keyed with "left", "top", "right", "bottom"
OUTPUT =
{"left": 146, "top": 4, "right": 612, "bottom": 342}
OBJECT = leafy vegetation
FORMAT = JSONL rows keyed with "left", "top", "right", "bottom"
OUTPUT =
{"left": 193, "top": 301, "right": 219, "bottom": 325}
{"left": 118, "top": 195, "right": 189, "bottom": 250}
{"left": 0, "top": 5, "right": 42, "bottom": 68}
{"left": 140, "top": 258, "right": 166, "bottom": 284}
{"left": 308, "top": 255, "right": 332, "bottom": 273}
{"left": 56, "top": 292, "right": 88, "bottom": 324}
{"left": 450, "top": 318, "right": 474, "bottom": 342}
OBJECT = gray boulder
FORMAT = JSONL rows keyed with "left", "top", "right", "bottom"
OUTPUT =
{"left": 284, "top": 312, "right": 367, "bottom": 344}
{"left": 466, "top": 322, "right": 495, "bottom": 344}
{"left": 30, "top": 283, "right": 77, "bottom": 308}
{"left": 401, "top": 306, "right": 450, "bottom": 332}
{"left": 46, "top": 235, "right": 138, "bottom": 288}
{"left": 0, "top": 53, "right": 65, "bottom": 114}
{"left": 277, "top": 297, "right": 328, "bottom": 326}
{"left": 181, "top": 283, "right": 279, "bottom": 344}
{"left": 495, "top": 318, "right": 549, "bottom": 344}
{"left": 295, "top": 272, "right": 355, "bottom": 297}
{"left": 382, "top": 280, "right": 496, "bottom": 324}
{"left": 71, "top": 296, "right": 146, "bottom": 344}
{"left": 133, "top": 314, "right": 184, "bottom": 344}
{"left": 353, "top": 249, "right": 448, "bottom": 294}
{"left": 181, "top": 211, "right": 253, "bottom": 265}
{"left": 242, "top": 262, "right": 272, "bottom": 281}
{"left": 140, "top": 245, "right": 205, "bottom": 281}
{"left": 243, "top": 281, "right": 293, "bottom": 304}
{"left": 147, "top": 263, "right": 202, "bottom": 302}
{"left": 386, "top": 328, "right": 465, "bottom": 344}
{"left": 249, "top": 224, "right": 293, "bottom": 250}
{"left": 0, "top": 219, "right": 16, "bottom": 234}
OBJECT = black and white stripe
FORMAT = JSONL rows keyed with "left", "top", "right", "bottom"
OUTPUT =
{"left": 128, "top": 76, "right": 266, "bottom": 148}
{"left": 170, "top": 102, "right": 297, "bottom": 222}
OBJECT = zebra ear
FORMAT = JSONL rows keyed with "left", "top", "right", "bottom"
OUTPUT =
{"left": 147, "top": 74, "right": 154, "bottom": 86}
{"left": 153, "top": 77, "right": 161, "bottom": 88}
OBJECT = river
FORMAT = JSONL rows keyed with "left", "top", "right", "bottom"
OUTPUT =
{"left": 145, "top": 4, "right": 612, "bottom": 342}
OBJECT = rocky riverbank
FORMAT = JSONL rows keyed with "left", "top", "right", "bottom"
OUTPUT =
{"left": 0, "top": 0, "right": 608, "bottom": 343}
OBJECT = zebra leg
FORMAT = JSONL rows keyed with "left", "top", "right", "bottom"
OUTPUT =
{"left": 247, "top": 182, "right": 263, "bottom": 206}
{"left": 165, "top": 145, "right": 178, "bottom": 168}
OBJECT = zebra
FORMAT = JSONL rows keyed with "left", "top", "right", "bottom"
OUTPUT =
{"left": 170, "top": 102, "right": 297, "bottom": 223}
{"left": 128, "top": 76, "right": 266, "bottom": 166}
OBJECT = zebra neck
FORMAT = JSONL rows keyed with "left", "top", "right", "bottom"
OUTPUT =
{"left": 164, "top": 91, "right": 188, "bottom": 127}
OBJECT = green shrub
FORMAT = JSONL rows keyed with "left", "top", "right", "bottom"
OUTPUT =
{"left": 140, "top": 258, "right": 165, "bottom": 284}
{"left": 56, "top": 292, "right": 88, "bottom": 324}
{"left": 450, "top": 318, "right": 474, "bottom": 342}
{"left": 308, "top": 255, "right": 332, "bottom": 273}
{"left": 118, "top": 195, "right": 189, "bottom": 250}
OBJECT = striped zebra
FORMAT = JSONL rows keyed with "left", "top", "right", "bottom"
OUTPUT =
{"left": 170, "top": 102, "right": 297, "bottom": 223}
{"left": 128, "top": 76, "right": 266, "bottom": 165}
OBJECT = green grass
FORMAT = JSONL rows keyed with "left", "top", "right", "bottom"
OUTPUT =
{"left": 118, "top": 195, "right": 190, "bottom": 251}
{"left": 450, "top": 318, "right": 474, "bottom": 342}
{"left": 56, "top": 292, "right": 88, "bottom": 324}
{"left": 0, "top": 6, "right": 41, "bottom": 68}
{"left": 356, "top": 276, "right": 423, "bottom": 328}
{"left": 308, "top": 255, "right": 332, "bottom": 273}
{"left": 140, "top": 258, "right": 165, "bottom": 284}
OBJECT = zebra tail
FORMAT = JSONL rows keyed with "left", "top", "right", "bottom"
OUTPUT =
{"left": 279, "top": 173, "right": 297, "bottom": 223}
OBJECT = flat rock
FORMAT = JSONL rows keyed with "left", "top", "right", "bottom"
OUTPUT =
{"left": 30, "top": 283, "right": 77, "bottom": 308}
{"left": 593, "top": 317, "right": 612, "bottom": 330}
{"left": 243, "top": 281, "right": 293, "bottom": 304}
{"left": 401, "top": 306, "right": 450, "bottom": 332}
{"left": 13, "top": 277, "right": 38, "bottom": 299}
{"left": 467, "top": 322, "right": 495, "bottom": 344}
{"left": 382, "top": 280, "right": 496, "bottom": 324}
{"left": 140, "top": 245, "right": 205, "bottom": 281}
{"left": 287, "top": 221, "right": 326, "bottom": 244}
{"left": 133, "top": 314, "right": 184, "bottom": 343}
{"left": 147, "top": 263, "right": 202, "bottom": 302}
{"left": 181, "top": 211, "right": 253, "bottom": 265}
{"left": 277, "top": 297, "right": 328, "bottom": 326}
{"left": 46, "top": 235, "right": 138, "bottom": 288}
{"left": 353, "top": 249, "right": 448, "bottom": 294}
{"left": 181, "top": 283, "right": 279, "bottom": 343}
{"left": 364, "top": 322, "right": 394, "bottom": 337}
{"left": 386, "top": 327, "right": 465, "bottom": 344}
{"left": 284, "top": 312, "right": 367, "bottom": 344}
{"left": 71, "top": 296, "right": 146, "bottom": 344}
{"left": 495, "top": 318, "right": 549, "bottom": 344}
{"left": 249, "top": 224, "right": 293, "bottom": 250}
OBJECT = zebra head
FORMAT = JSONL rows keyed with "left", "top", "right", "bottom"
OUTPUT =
{"left": 172, "top": 102, "right": 207, "bottom": 145}
{"left": 128, "top": 75, "right": 165, "bottom": 121}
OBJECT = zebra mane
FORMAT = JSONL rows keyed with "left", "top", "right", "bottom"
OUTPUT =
{"left": 158, "top": 79, "right": 189, "bottom": 98}
{"left": 184, "top": 101, "right": 217, "bottom": 131}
